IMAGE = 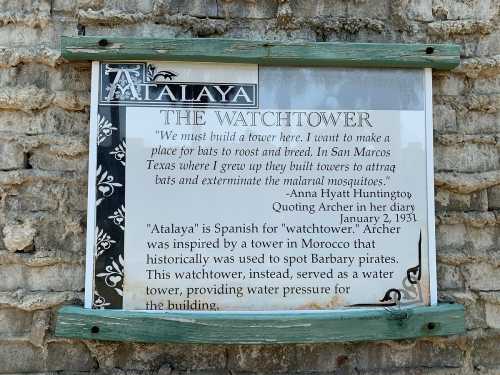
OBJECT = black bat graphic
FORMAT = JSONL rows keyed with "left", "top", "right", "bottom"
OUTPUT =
{"left": 146, "top": 64, "right": 177, "bottom": 82}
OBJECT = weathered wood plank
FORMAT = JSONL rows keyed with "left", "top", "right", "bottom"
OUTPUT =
{"left": 61, "top": 37, "right": 460, "bottom": 70}
{"left": 55, "top": 304, "right": 465, "bottom": 344}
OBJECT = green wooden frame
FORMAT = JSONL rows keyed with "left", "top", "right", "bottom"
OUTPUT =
{"left": 61, "top": 37, "right": 460, "bottom": 70}
{"left": 57, "top": 37, "right": 463, "bottom": 344}
{"left": 56, "top": 304, "right": 464, "bottom": 344}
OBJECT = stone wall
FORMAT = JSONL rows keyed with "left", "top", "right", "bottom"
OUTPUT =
{"left": 0, "top": 0, "right": 499, "bottom": 374}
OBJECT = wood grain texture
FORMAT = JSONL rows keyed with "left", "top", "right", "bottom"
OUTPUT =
{"left": 55, "top": 304, "right": 465, "bottom": 344}
{"left": 61, "top": 37, "right": 460, "bottom": 70}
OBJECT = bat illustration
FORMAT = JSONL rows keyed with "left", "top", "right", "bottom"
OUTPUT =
{"left": 146, "top": 64, "right": 177, "bottom": 82}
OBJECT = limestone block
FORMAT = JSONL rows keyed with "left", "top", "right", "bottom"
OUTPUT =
{"left": 77, "top": 8, "right": 148, "bottom": 25}
{"left": 157, "top": 0, "right": 218, "bottom": 17}
{"left": 43, "top": 64, "right": 91, "bottom": 92}
{"left": 83, "top": 21, "right": 180, "bottom": 38}
{"left": 290, "top": 0, "right": 346, "bottom": 18}
{"left": 90, "top": 342, "right": 227, "bottom": 371}
{"left": 66, "top": 183, "right": 88, "bottom": 212}
{"left": 456, "top": 55, "right": 500, "bottom": 79}
{"left": 46, "top": 341, "right": 96, "bottom": 371}
{"left": 465, "top": 93, "right": 499, "bottom": 113}
{"left": 435, "top": 189, "right": 488, "bottom": 212}
{"left": 0, "top": 0, "right": 51, "bottom": 13}
{"left": 0, "top": 169, "right": 84, "bottom": 189}
{"left": 433, "top": 74, "right": 466, "bottom": 96}
{"left": 0, "top": 263, "right": 84, "bottom": 291}
{"left": 0, "top": 2, "right": 51, "bottom": 28}
{"left": 0, "top": 85, "right": 54, "bottom": 112}
{"left": 436, "top": 223, "right": 466, "bottom": 252}
{"left": 437, "top": 211, "right": 496, "bottom": 227}
{"left": 0, "top": 46, "right": 61, "bottom": 68}
{"left": 433, "top": 104, "right": 457, "bottom": 133}
{"left": 0, "top": 341, "right": 45, "bottom": 373}
{"left": 435, "top": 171, "right": 500, "bottom": 194}
{"left": 346, "top": 0, "right": 390, "bottom": 19}
{"left": 428, "top": 20, "right": 494, "bottom": 38}
{"left": 53, "top": 90, "right": 90, "bottom": 111}
{"left": 432, "top": 0, "right": 495, "bottom": 20}
{"left": 0, "top": 142, "right": 25, "bottom": 171}
{"left": 294, "top": 343, "right": 350, "bottom": 372}
{"left": 480, "top": 292, "right": 500, "bottom": 329}
{"left": 465, "top": 225, "right": 496, "bottom": 256}
{"left": 81, "top": 340, "right": 121, "bottom": 369}
{"left": 457, "top": 110, "right": 499, "bottom": 134}
{"left": 51, "top": 0, "right": 104, "bottom": 13}
{"left": 217, "top": 0, "right": 277, "bottom": 19}
{"left": 473, "top": 75, "right": 500, "bottom": 94}
{"left": 2, "top": 222, "right": 36, "bottom": 252}
{"left": 0, "top": 290, "right": 83, "bottom": 310}
{"left": 0, "top": 249, "right": 84, "bottom": 268}
{"left": 79, "top": 0, "right": 151, "bottom": 13}
{"left": 29, "top": 309, "right": 50, "bottom": 347}
{"left": 0, "top": 308, "right": 33, "bottom": 336}
{"left": 436, "top": 221, "right": 499, "bottom": 265}
{"left": 159, "top": 14, "right": 227, "bottom": 36}
{"left": 464, "top": 262, "right": 500, "bottom": 291}
{"left": 29, "top": 148, "right": 88, "bottom": 172}
{"left": 406, "top": 0, "right": 433, "bottom": 21}
{"left": 488, "top": 185, "right": 500, "bottom": 209}
{"left": 4, "top": 178, "right": 75, "bottom": 213}
{"left": 232, "top": 19, "right": 316, "bottom": 40}
{"left": 434, "top": 143, "right": 498, "bottom": 173}
{"left": 472, "top": 336, "right": 500, "bottom": 367}
{"left": 33, "top": 213, "right": 86, "bottom": 254}
{"left": 437, "top": 263, "right": 464, "bottom": 289}
{"left": 0, "top": 108, "right": 90, "bottom": 135}
{"left": 352, "top": 340, "right": 465, "bottom": 370}
{"left": 227, "top": 345, "right": 295, "bottom": 373}
{"left": 467, "top": 30, "right": 500, "bottom": 58}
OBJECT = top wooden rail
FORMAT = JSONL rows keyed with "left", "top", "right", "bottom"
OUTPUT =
{"left": 61, "top": 37, "right": 460, "bottom": 70}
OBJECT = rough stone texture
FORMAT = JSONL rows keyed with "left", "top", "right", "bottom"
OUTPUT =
{"left": 0, "top": 141, "right": 25, "bottom": 170}
{"left": 0, "top": 0, "right": 499, "bottom": 374}
{"left": 2, "top": 222, "right": 36, "bottom": 252}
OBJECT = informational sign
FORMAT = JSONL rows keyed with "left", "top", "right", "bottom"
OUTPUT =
{"left": 85, "top": 61, "right": 436, "bottom": 311}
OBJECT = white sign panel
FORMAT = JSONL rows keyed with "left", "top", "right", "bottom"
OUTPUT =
{"left": 86, "top": 61, "right": 436, "bottom": 311}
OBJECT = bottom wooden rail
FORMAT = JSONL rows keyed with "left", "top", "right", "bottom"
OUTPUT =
{"left": 55, "top": 303, "right": 464, "bottom": 344}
